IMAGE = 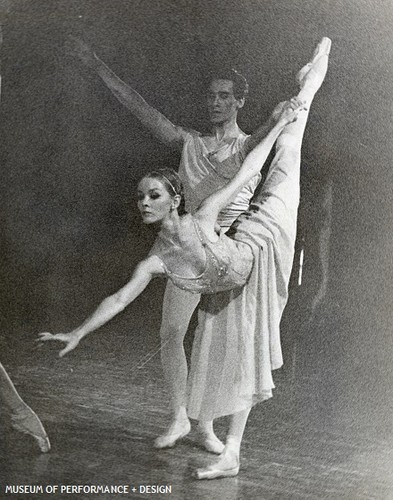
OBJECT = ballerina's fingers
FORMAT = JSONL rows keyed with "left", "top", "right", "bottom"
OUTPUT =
{"left": 37, "top": 332, "right": 79, "bottom": 357}
{"left": 37, "top": 332, "right": 65, "bottom": 342}
{"left": 59, "top": 342, "right": 78, "bottom": 358}
{"left": 289, "top": 97, "right": 301, "bottom": 108}
{"left": 290, "top": 97, "right": 307, "bottom": 111}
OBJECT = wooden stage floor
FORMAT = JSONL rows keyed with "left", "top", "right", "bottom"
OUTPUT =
{"left": 1, "top": 327, "right": 393, "bottom": 500}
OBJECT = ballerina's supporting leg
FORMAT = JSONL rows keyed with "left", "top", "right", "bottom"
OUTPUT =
{"left": 154, "top": 283, "right": 196, "bottom": 449}
{"left": 154, "top": 283, "right": 223, "bottom": 453}
{"left": 0, "top": 362, "right": 51, "bottom": 453}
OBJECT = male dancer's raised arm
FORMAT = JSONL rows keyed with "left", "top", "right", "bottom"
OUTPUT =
{"left": 71, "top": 38, "right": 187, "bottom": 150}
{"left": 70, "top": 38, "right": 282, "bottom": 160}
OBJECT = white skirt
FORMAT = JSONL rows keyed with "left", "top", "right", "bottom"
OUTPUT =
{"left": 186, "top": 140, "right": 300, "bottom": 420}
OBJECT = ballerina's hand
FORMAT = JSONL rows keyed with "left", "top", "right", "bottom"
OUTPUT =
{"left": 37, "top": 332, "right": 81, "bottom": 358}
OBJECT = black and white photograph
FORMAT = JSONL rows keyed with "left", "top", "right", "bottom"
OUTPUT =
{"left": 1, "top": 0, "right": 393, "bottom": 498}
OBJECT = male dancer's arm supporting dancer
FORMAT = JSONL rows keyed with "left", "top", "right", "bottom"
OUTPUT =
{"left": 70, "top": 38, "right": 282, "bottom": 452}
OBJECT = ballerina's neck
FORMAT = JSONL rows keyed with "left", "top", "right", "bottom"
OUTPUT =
{"left": 158, "top": 214, "right": 190, "bottom": 245}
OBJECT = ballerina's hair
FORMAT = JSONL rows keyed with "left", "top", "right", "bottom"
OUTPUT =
{"left": 143, "top": 168, "right": 187, "bottom": 215}
{"left": 207, "top": 68, "right": 249, "bottom": 100}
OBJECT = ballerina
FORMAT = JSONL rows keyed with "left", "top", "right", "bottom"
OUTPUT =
{"left": 39, "top": 37, "right": 330, "bottom": 478}
{"left": 71, "top": 36, "right": 289, "bottom": 453}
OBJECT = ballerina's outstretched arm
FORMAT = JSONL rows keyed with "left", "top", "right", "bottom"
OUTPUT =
{"left": 38, "top": 256, "right": 163, "bottom": 357}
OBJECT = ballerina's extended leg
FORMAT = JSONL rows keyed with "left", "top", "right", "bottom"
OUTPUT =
{"left": 256, "top": 36, "right": 331, "bottom": 231}
{"left": 296, "top": 37, "right": 331, "bottom": 94}
{"left": 297, "top": 37, "right": 331, "bottom": 101}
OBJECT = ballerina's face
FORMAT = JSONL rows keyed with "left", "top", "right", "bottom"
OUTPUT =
{"left": 137, "top": 177, "right": 175, "bottom": 224}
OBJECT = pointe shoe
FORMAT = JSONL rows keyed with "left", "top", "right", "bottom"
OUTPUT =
{"left": 296, "top": 37, "right": 331, "bottom": 90}
{"left": 11, "top": 407, "right": 51, "bottom": 453}
{"left": 194, "top": 461, "right": 240, "bottom": 480}
{"left": 153, "top": 419, "right": 191, "bottom": 449}
{"left": 195, "top": 433, "right": 225, "bottom": 454}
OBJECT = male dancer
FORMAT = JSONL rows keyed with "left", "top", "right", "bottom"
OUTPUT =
{"left": 71, "top": 39, "right": 286, "bottom": 452}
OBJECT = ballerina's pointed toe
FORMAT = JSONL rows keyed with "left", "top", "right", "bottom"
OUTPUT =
{"left": 311, "top": 37, "right": 332, "bottom": 62}
{"left": 296, "top": 37, "right": 331, "bottom": 91}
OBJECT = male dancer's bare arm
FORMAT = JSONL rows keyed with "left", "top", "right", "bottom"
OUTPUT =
{"left": 71, "top": 38, "right": 186, "bottom": 150}
{"left": 38, "top": 256, "right": 163, "bottom": 357}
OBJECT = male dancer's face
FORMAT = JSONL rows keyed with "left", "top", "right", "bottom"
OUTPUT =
{"left": 207, "top": 79, "right": 244, "bottom": 125}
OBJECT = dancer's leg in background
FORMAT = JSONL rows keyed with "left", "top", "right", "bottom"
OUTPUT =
{"left": 0, "top": 361, "right": 50, "bottom": 452}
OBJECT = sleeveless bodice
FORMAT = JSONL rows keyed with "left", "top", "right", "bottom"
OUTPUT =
{"left": 152, "top": 216, "right": 254, "bottom": 294}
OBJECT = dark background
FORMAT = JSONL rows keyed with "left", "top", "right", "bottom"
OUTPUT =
{"left": 1, "top": 0, "right": 393, "bottom": 433}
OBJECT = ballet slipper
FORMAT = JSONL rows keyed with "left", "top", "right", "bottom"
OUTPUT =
{"left": 193, "top": 453, "right": 240, "bottom": 480}
{"left": 195, "top": 432, "right": 225, "bottom": 454}
{"left": 194, "top": 464, "right": 240, "bottom": 480}
{"left": 153, "top": 419, "right": 191, "bottom": 449}
{"left": 11, "top": 406, "right": 51, "bottom": 453}
{"left": 296, "top": 37, "right": 331, "bottom": 91}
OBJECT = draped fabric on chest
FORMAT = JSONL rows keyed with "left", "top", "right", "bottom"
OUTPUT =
{"left": 178, "top": 132, "right": 261, "bottom": 228}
